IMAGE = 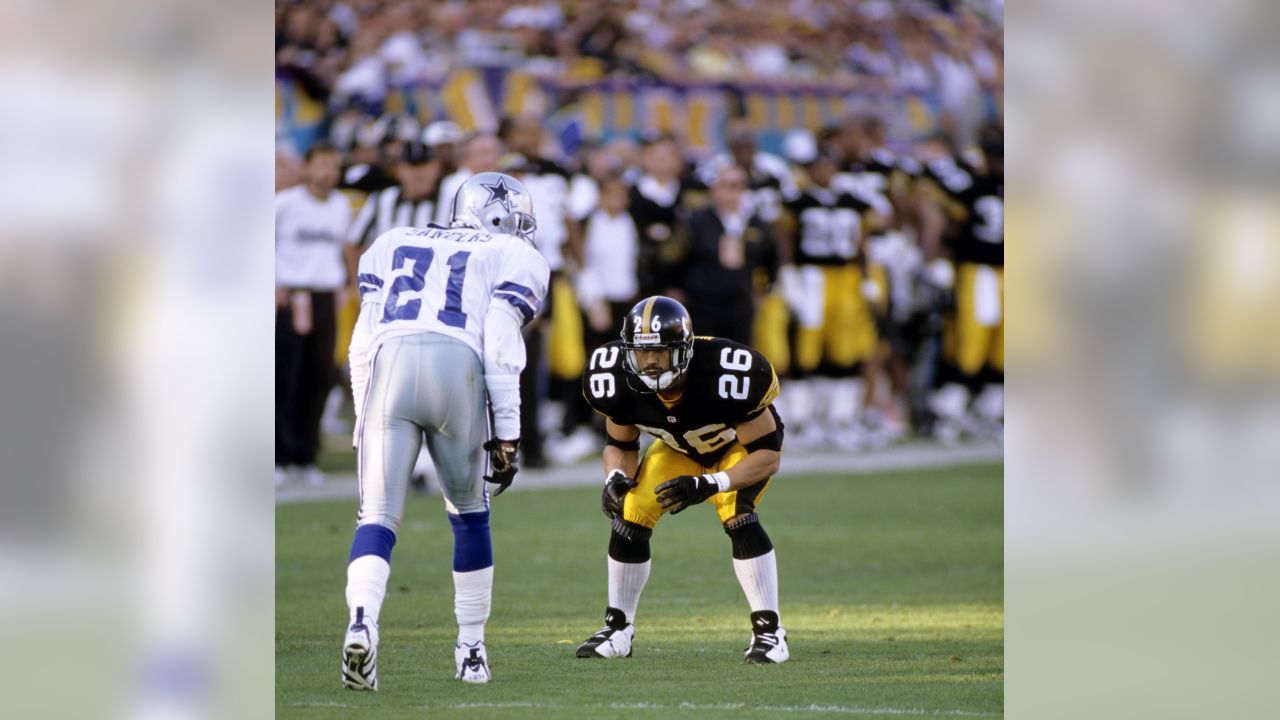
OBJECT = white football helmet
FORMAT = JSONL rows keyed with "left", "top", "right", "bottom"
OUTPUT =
{"left": 450, "top": 171, "right": 537, "bottom": 243}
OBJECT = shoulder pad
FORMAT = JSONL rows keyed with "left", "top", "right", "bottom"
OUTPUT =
{"left": 690, "top": 338, "right": 779, "bottom": 419}
{"left": 582, "top": 341, "right": 630, "bottom": 416}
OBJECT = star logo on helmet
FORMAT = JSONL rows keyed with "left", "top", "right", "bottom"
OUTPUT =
{"left": 480, "top": 177, "right": 513, "bottom": 211}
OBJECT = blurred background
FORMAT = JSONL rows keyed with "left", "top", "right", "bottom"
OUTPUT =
{"left": 272, "top": 0, "right": 1005, "bottom": 490}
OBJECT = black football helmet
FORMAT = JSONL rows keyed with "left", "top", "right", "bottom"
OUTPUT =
{"left": 619, "top": 296, "right": 694, "bottom": 392}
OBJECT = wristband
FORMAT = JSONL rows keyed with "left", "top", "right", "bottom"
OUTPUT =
{"left": 605, "top": 469, "right": 629, "bottom": 485}
{"left": 708, "top": 471, "right": 731, "bottom": 493}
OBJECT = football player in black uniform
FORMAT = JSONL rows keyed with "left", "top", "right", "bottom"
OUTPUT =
{"left": 782, "top": 149, "right": 880, "bottom": 450}
{"left": 916, "top": 127, "right": 1004, "bottom": 440}
{"left": 575, "top": 296, "right": 790, "bottom": 663}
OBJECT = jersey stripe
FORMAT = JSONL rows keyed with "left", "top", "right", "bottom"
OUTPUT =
{"left": 496, "top": 292, "right": 537, "bottom": 325}
{"left": 755, "top": 364, "right": 780, "bottom": 411}
{"left": 495, "top": 281, "right": 541, "bottom": 325}
{"left": 357, "top": 273, "right": 383, "bottom": 297}
{"left": 495, "top": 281, "right": 539, "bottom": 305}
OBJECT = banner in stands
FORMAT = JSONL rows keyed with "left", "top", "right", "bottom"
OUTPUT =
{"left": 277, "top": 66, "right": 1001, "bottom": 158}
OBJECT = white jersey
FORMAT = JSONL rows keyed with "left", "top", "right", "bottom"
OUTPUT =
{"left": 275, "top": 185, "right": 352, "bottom": 289}
{"left": 519, "top": 169, "right": 570, "bottom": 271}
{"left": 355, "top": 224, "right": 550, "bottom": 360}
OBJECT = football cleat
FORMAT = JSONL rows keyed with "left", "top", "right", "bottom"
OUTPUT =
{"left": 341, "top": 607, "right": 379, "bottom": 690}
{"left": 455, "top": 641, "right": 491, "bottom": 683}
{"left": 575, "top": 607, "right": 634, "bottom": 658}
{"left": 744, "top": 611, "right": 789, "bottom": 664}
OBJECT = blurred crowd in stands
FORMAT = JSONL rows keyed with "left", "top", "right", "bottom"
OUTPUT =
{"left": 275, "top": 0, "right": 1004, "bottom": 484}
{"left": 276, "top": 0, "right": 1002, "bottom": 90}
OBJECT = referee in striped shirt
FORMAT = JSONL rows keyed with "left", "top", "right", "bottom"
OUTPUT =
{"left": 344, "top": 142, "right": 442, "bottom": 262}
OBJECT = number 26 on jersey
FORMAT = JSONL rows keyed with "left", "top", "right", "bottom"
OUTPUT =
{"left": 718, "top": 347, "right": 751, "bottom": 400}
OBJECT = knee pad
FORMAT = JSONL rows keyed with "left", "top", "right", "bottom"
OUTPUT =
{"left": 608, "top": 518, "right": 653, "bottom": 563}
{"left": 349, "top": 523, "right": 397, "bottom": 563}
{"left": 723, "top": 513, "right": 773, "bottom": 560}
{"left": 448, "top": 511, "right": 493, "bottom": 572}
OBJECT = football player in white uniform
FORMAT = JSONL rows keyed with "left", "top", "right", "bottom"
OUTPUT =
{"left": 340, "top": 173, "right": 550, "bottom": 689}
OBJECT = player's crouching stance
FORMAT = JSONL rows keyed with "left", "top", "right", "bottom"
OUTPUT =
{"left": 340, "top": 173, "right": 549, "bottom": 689}
{"left": 575, "top": 296, "right": 790, "bottom": 664}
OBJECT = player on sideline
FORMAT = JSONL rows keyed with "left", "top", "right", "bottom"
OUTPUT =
{"left": 575, "top": 296, "right": 790, "bottom": 663}
{"left": 340, "top": 172, "right": 550, "bottom": 689}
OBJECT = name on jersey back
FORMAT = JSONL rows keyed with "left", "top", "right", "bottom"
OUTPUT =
{"left": 402, "top": 227, "right": 493, "bottom": 244}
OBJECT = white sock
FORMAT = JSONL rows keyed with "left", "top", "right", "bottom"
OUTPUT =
{"left": 733, "top": 550, "right": 780, "bottom": 618}
{"left": 607, "top": 557, "right": 650, "bottom": 623}
{"left": 929, "top": 382, "right": 971, "bottom": 422}
{"left": 828, "top": 378, "right": 864, "bottom": 425}
{"left": 973, "top": 383, "right": 1004, "bottom": 421}
{"left": 454, "top": 566, "right": 493, "bottom": 643}
{"left": 346, "top": 555, "right": 391, "bottom": 624}
{"left": 788, "top": 379, "right": 812, "bottom": 426}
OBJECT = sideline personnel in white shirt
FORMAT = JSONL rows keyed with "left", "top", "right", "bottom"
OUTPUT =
{"left": 275, "top": 143, "right": 352, "bottom": 484}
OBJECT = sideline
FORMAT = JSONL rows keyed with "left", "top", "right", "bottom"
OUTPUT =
{"left": 276, "top": 440, "right": 1003, "bottom": 505}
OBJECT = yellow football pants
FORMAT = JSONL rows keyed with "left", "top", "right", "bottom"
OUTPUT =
{"left": 954, "top": 262, "right": 1004, "bottom": 375}
{"left": 622, "top": 439, "right": 771, "bottom": 529}
{"left": 753, "top": 292, "right": 791, "bottom": 376}
{"left": 794, "top": 265, "right": 880, "bottom": 373}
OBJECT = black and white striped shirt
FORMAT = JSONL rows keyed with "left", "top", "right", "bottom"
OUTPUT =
{"left": 346, "top": 185, "right": 439, "bottom": 249}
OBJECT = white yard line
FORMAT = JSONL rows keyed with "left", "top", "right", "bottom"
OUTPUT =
{"left": 281, "top": 700, "right": 1002, "bottom": 716}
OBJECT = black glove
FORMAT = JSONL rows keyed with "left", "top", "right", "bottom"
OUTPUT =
{"left": 601, "top": 469, "right": 638, "bottom": 519}
{"left": 483, "top": 439, "right": 519, "bottom": 496}
{"left": 655, "top": 474, "right": 721, "bottom": 514}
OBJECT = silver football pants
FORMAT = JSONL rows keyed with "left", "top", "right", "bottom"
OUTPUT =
{"left": 356, "top": 333, "right": 489, "bottom": 530}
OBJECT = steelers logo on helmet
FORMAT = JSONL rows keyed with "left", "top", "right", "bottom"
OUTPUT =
{"left": 619, "top": 296, "right": 695, "bottom": 392}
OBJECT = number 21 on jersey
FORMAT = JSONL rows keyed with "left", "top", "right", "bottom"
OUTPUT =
{"left": 381, "top": 245, "right": 471, "bottom": 327}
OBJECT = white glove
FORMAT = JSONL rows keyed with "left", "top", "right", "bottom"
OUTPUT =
{"left": 924, "top": 258, "right": 955, "bottom": 289}
{"left": 777, "top": 264, "right": 802, "bottom": 309}
{"left": 861, "top": 277, "right": 882, "bottom": 303}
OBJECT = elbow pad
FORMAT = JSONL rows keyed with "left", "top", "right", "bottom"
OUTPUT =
{"left": 742, "top": 430, "right": 782, "bottom": 454}
{"left": 605, "top": 434, "right": 640, "bottom": 451}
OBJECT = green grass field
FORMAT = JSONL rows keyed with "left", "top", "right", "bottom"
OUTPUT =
{"left": 277, "top": 462, "right": 1003, "bottom": 719}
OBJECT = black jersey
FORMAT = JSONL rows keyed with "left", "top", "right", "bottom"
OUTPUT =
{"left": 582, "top": 336, "right": 782, "bottom": 467}
{"left": 922, "top": 156, "right": 975, "bottom": 199}
{"left": 628, "top": 174, "right": 706, "bottom": 295}
{"left": 786, "top": 188, "right": 872, "bottom": 266}
{"left": 628, "top": 174, "right": 706, "bottom": 240}
{"left": 954, "top": 170, "right": 1004, "bottom": 267}
{"left": 849, "top": 149, "right": 900, "bottom": 220}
